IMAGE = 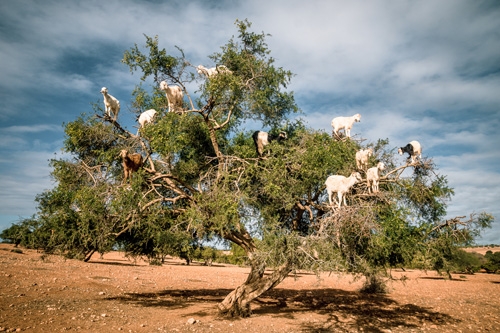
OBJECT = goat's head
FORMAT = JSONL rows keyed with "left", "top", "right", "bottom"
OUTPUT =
{"left": 351, "top": 172, "right": 362, "bottom": 181}
{"left": 354, "top": 113, "right": 361, "bottom": 122}
{"left": 159, "top": 81, "right": 168, "bottom": 90}
{"left": 377, "top": 162, "right": 385, "bottom": 171}
{"left": 119, "top": 149, "right": 128, "bottom": 158}
{"left": 398, "top": 147, "right": 403, "bottom": 155}
{"left": 100, "top": 87, "right": 108, "bottom": 94}
{"left": 278, "top": 131, "right": 288, "bottom": 140}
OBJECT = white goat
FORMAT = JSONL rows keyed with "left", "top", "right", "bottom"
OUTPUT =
{"left": 325, "top": 172, "right": 362, "bottom": 208}
{"left": 252, "top": 130, "right": 287, "bottom": 157}
{"left": 196, "top": 64, "right": 232, "bottom": 77}
{"left": 331, "top": 113, "right": 361, "bottom": 138}
{"left": 100, "top": 87, "right": 120, "bottom": 120}
{"left": 138, "top": 109, "right": 157, "bottom": 128}
{"left": 366, "top": 162, "right": 385, "bottom": 193}
{"left": 355, "top": 148, "right": 373, "bottom": 170}
{"left": 398, "top": 140, "right": 422, "bottom": 164}
{"left": 159, "top": 81, "right": 184, "bottom": 113}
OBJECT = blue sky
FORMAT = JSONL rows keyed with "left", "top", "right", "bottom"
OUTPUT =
{"left": 1, "top": 0, "right": 499, "bottom": 244}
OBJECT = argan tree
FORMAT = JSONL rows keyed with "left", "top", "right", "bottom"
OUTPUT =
{"left": 5, "top": 20, "right": 493, "bottom": 317}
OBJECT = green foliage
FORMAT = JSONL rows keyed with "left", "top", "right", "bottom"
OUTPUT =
{"left": 452, "top": 250, "right": 485, "bottom": 274}
{"left": 122, "top": 34, "right": 181, "bottom": 83}
{"left": 224, "top": 243, "right": 249, "bottom": 266}
{"left": 63, "top": 114, "right": 122, "bottom": 164}
{"left": 410, "top": 248, "right": 495, "bottom": 276}
{"left": 192, "top": 246, "right": 218, "bottom": 266}
{"left": 366, "top": 207, "right": 423, "bottom": 269}
{"left": 0, "top": 220, "right": 34, "bottom": 246}
{"left": 144, "top": 112, "right": 216, "bottom": 181}
{"left": 483, "top": 251, "right": 500, "bottom": 273}
{"left": 213, "top": 19, "right": 299, "bottom": 128}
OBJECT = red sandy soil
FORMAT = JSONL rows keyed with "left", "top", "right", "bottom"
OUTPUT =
{"left": 1, "top": 243, "right": 499, "bottom": 333}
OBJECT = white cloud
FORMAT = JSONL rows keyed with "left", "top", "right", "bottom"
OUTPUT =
{"left": 443, "top": 167, "right": 500, "bottom": 222}
{"left": 0, "top": 150, "right": 55, "bottom": 217}
{"left": 3, "top": 124, "right": 61, "bottom": 134}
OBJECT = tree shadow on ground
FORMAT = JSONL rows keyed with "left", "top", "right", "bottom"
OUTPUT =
{"left": 261, "top": 288, "right": 459, "bottom": 332}
{"left": 418, "top": 276, "right": 466, "bottom": 281}
{"left": 89, "top": 260, "right": 139, "bottom": 267}
{"left": 106, "top": 287, "right": 459, "bottom": 332}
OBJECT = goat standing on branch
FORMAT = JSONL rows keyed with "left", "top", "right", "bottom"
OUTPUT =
{"left": 355, "top": 148, "right": 373, "bottom": 170}
{"left": 366, "top": 162, "right": 385, "bottom": 193}
{"left": 196, "top": 64, "right": 232, "bottom": 77}
{"left": 325, "top": 172, "right": 362, "bottom": 208}
{"left": 137, "top": 109, "right": 157, "bottom": 130}
{"left": 159, "top": 81, "right": 184, "bottom": 113}
{"left": 100, "top": 87, "right": 120, "bottom": 120}
{"left": 331, "top": 113, "right": 361, "bottom": 139}
{"left": 120, "top": 149, "right": 143, "bottom": 183}
{"left": 252, "top": 131, "right": 287, "bottom": 157}
{"left": 398, "top": 140, "right": 422, "bottom": 164}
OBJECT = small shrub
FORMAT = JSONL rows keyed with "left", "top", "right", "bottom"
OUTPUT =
{"left": 149, "top": 258, "right": 163, "bottom": 266}
{"left": 360, "top": 274, "right": 388, "bottom": 294}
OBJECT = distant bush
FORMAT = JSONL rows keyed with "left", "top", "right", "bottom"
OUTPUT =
{"left": 451, "top": 250, "right": 485, "bottom": 274}
{"left": 188, "top": 244, "right": 248, "bottom": 267}
{"left": 197, "top": 244, "right": 248, "bottom": 267}
{"left": 483, "top": 251, "right": 500, "bottom": 273}
{"left": 191, "top": 247, "right": 218, "bottom": 266}
{"left": 408, "top": 249, "right": 487, "bottom": 275}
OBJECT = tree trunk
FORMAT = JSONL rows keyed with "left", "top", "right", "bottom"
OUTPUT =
{"left": 83, "top": 249, "right": 96, "bottom": 262}
{"left": 218, "top": 257, "right": 292, "bottom": 317}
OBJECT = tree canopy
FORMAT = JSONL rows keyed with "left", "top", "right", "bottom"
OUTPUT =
{"left": 1, "top": 19, "right": 493, "bottom": 317}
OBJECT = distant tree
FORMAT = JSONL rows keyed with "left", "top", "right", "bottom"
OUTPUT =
{"left": 4, "top": 19, "right": 493, "bottom": 317}
{"left": 449, "top": 250, "right": 484, "bottom": 274}
{"left": 0, "top": 220, "right": 31, "bottom": 246}
{"left": 483, "top": 251, "right": 500, "bottom": 273}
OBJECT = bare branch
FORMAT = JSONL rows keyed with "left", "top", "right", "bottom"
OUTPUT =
{"left": 211, "top": 105, "right": 236, "bottom": 130}
{"left": 79, "top": 160, "right": 99, "bottom": 186}
{"left": 430, "top": 215, "right": 468, "bottom": 233}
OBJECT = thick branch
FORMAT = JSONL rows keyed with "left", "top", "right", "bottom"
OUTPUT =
{"left": 222, "top": 229, "right": 257, "bottom": 255}
{"left": 149, "top": 173, "right": 198, "bottom": 197}
{"left": 96, "top": 114, "right": 136, "bottom": 139}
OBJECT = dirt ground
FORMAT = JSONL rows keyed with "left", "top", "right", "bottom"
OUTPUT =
{"left": 1, "top": 244, "right": 499, "bottom": 333}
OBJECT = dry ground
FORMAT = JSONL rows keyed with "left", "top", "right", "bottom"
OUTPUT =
{"left": 462, "top": 246, "right": 500, "bottom": 256}
{"left": 1, "top": 243, "right": 499, "bottom": 333}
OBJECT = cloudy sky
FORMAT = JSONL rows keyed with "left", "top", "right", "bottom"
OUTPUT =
{"left": 1, "top": 0, "right": 499, "bottom": 244}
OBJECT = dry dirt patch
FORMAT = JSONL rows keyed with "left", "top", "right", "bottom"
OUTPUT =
{"left": 462, "top": 246, "right": 500, "bottom": 256}
{"left": 1, "top": 244, "right": 499, "bottom": 332}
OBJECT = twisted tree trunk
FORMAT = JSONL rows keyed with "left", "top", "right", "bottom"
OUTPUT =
{"left": 218, "top": 256, "right": 292, "bottom": 317}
